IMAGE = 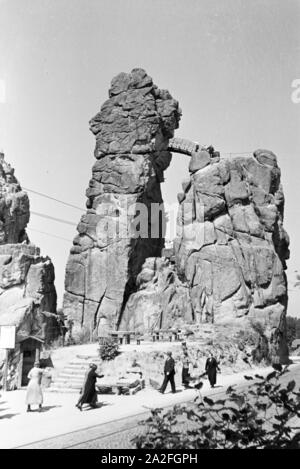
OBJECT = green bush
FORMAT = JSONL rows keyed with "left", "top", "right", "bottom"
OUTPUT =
{"left": 99, "top": 338, "right": 120, "bottom": 361}
{"left": 133, "top": 367, "right": 300, "bottom": 449}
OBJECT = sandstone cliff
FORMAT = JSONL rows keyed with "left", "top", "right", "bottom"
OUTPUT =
{"left": 120, "top": 257, "right": 193, "bottom": 332}
{"left": 0, "top": 153, "right": 58, "bottom": 343}
{"left": 63, "top": 69, "right": 289, "bottom": 362}
{"left": 175, "top": 148, "right": 289, "bottom": 325}
{"left": 121, "top": 147, "right": 290, "bottom": 362}
{"left": 63, "top": 69, "right": 181, "bottom": 337}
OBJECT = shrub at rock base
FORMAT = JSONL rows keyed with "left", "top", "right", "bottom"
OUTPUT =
{"left": 99, "top": 338, "right": 120, "bottom": 361}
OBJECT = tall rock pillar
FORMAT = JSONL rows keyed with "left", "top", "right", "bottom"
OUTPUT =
{"left": 63, "top": 69, "right": 181, "bottom": 337}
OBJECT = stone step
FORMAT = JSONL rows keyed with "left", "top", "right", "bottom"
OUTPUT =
{"left": 56, "top": 370, "right": 87, "bottom": 378}
{"left": 50, "top": 382, "right": 82, "bottom": 389}
{"left": 68, "top": 362, "right": 101, "bottom": 368}
{"left": 59, "top": 373, "right": 86, "bottom": 379}
{"left": 47, "top": 354, "right": 102, "bottom": 392}
{"left": 54, "top": 373, "right": 85, "bottom": 380}
{"left": 45, "top": 387, "right": 80, "bottom": 394}
{"left": 53, "top": 375, "right": 83, "bottom": 381}
{"left": 68, "top": 361, "right": 93, "bottom": 366}
{"left": 75, "top": 355, "right": 100, "bottom": 361}
{"left": 55, "top": 376, "right": 85, "bottom": 383}
{"left": 62, "top": 370, "right": 88, "bottom": 375}
{"left": 64, "top": 363, "right": 90, "bottom": 369}
{"left": 53, "top": 381, "right": 83, "bottom": 388}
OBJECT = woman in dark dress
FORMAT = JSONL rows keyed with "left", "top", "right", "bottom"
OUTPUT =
{"left": 76, "top": 363, "right": 104, "bottom": 411}
{"left": 182, "top": 357, "right": 191, "bottom": 388}
{"left": 205, "top": 352, "right": 220, "bottom": 388}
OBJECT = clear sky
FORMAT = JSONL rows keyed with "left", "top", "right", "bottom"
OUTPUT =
{"left": 0, "top": 0, "right": 299, "bottom": 314}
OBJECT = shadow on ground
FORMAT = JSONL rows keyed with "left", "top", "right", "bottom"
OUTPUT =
{"left": 0, "top": 412, "right": 20, "bottom": 419}
{"left": 28, "top": 405, "right": 62, "bottom": 413}
{"left": 81, "top": 402, "right": 112, "bottom": 411}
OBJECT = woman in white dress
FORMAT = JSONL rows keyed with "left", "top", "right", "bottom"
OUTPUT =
{"left": 26, "top": 361, "right": 43, "bottom": 412}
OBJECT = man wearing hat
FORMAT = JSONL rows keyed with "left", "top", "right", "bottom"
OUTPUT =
{"left": 159, "top": 351, "right": 176, "bottom": 394}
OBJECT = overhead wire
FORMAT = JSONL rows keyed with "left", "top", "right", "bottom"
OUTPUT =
{"left": 27, "top": 228, "right": 72, "bottom": 243}
{"left": 22, "top": 159, "right": 295, "bottom": 265}
{"left": 23, "top": 187, "right": 85, "bottom": 212}
{"left": 31, "top": 211, "right": 77, "bottom": 226}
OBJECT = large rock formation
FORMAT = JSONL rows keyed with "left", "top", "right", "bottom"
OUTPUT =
{"left": 0, "top": 153, "right": 58, "bottom": 343}
{"left": 63, "top": 69, "right": 289, "bottom": 362}
{"left": 122, "top": 147, "right": 290, "bottom": 362}
{"left": 63, "top": 69, "right": 181, "bottom": 336}
{"left": 120, "top": 257, "right": 193, "bottom": 332}
{"left": 175, "top": 148, "right": 289, "bottom": 332}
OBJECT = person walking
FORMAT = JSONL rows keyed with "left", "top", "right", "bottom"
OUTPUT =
{"left": 76, "top": 363, "right": 104, "bottom": 411}
{"left": 159, "top": 351, "right": 176, "bottom": 394}
{"left": 26, "top": 361, "right": 44, "bottom": 412}
{"left": 181, "top": 356, "right": 191, "bottom": 388}
{"left": 57, "top": 315, "right": 68, "bottom": 347}
{"left": 205, "top": 351, "right": 220, "bottom": 388}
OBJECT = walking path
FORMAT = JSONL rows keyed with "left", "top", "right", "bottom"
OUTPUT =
{"left": 1, "top": 363, "right": 299, "bottom": 449}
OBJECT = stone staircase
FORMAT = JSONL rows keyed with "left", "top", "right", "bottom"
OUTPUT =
{"left": 46, "top": 354, "right": 102, "bottom": 393}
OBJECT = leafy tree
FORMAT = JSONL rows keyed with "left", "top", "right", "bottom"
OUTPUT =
{"left": 133, "top": 367, "right": 300, "bottom": 449}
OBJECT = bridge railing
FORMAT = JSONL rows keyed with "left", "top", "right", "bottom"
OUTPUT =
{"left": 168, "top": 137, "right": 202, "bottom": 156}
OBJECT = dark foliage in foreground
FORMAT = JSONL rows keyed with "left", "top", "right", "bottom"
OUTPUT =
{"left": 133, "top": 368, "right": 300, "bottom": 449}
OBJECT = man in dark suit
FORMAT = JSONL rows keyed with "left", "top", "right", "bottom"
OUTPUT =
{"left": 159, "top": 351, "right": 176, "bottom": 394}
{"left": 205, "top": 351, "right": 220, "bottom": 388}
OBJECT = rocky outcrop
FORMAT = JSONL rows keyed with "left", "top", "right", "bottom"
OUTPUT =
{"left": 63, "top": 69, "right": 181, "bottom": 336}
{"left": 0, "top": 153, "right": 58, "bottom": 344}
{"left": 121, "top": 147, "right": 289, "bottom": 362}
{"left": 63, "top": 69, "right": 289, "bottom": 363}
{"left": 120, "top": 257, "right": 193, "bottom": 332}
{"left": 175, "top": 149, "right": 289, "bottom": 314}
{"left": 175, "top": 148, "right": 289, "bottom": 361}
{"left": 0, "top": 154, "right": 29, "bottom": 244}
